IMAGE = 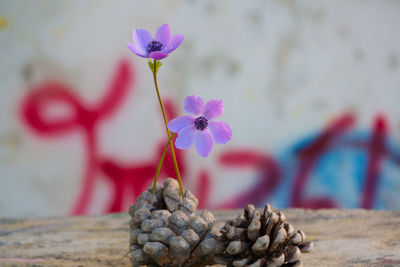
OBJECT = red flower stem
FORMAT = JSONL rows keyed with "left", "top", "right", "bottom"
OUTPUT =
{"left": 153, "top": 132, "right": 176, "bottom": 194}
{"left": 151, "top": 59, "right": 185, "bottom": 197}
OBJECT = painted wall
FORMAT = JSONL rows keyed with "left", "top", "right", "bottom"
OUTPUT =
{"left": 1, "top": 0, "right": 400, "bottom": 216}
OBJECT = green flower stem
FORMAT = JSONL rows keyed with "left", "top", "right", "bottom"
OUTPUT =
{"left": 151, "top": 59, "right": 185, "bottom": 198}
{"left": 153, "top": 132, "right": 176, "bottom": 194}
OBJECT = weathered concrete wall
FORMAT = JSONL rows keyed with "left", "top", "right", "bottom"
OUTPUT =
{"left": 1, "top": 0, "right": 400, "bottom": 216}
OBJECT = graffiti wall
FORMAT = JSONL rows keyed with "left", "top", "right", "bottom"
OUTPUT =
{"left": 1, "top": 0, "right": 400, "bottom": 216}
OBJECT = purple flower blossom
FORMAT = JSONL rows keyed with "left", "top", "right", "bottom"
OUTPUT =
{"left": 127, "top": 24, "right": 184, "bottom": 60}
{"left": 167, "top": 95, "right": 232, "bottom": 158}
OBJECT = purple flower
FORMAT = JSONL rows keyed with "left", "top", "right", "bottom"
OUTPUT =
{"left": 167, "top": 95, "right": 232, "bottom": 158}
{"left": 127, "top": 24, "right": 184, "bottom": 60}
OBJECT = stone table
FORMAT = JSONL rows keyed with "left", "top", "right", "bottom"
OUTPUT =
{"left": 0, "top": 209, "right": 399, "bottom": 266}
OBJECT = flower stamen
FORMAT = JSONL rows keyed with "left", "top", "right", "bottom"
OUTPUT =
{"left": 146, "top": 40, "right": 163, "bottom": 53}
{"left": 194, "top": 116, "right": 208, "bottom": 131}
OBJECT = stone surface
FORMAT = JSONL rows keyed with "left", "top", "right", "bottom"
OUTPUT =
{"left": 0, "top": 209, "right": 400, "bottom": 266}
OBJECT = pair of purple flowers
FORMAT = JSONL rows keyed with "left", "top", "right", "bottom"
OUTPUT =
{"left": 128, "top": 24, "right": 232, "bottom": 157}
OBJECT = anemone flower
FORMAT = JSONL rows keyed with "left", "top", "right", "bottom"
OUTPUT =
{"left": 167, "top": 95, "right": 232, "bottom": 157}
{"left": 127, "top": 24, "right": 184, "bottom": 60}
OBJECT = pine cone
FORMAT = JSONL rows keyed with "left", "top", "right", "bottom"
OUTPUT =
{"left": 129, "top": 178, "right": 221, "bottom": 267}
{"left": 217, "top": 203, "right": 313, "bottom": 267}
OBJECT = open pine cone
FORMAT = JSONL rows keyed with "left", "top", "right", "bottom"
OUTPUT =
{"left": 129, "top": 178, "right": 313, "bottom": 267}
{"left": 217, "top": 204, "right": 313, "bottom": 267}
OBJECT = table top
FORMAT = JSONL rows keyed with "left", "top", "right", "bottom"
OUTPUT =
{"left": 1, "top": 209, "right": 399, "bottom": 266}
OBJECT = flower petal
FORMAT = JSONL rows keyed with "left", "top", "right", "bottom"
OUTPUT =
{"left": 155, "top": 24, "right": 171, "bottom": 50}
{"left": 149, "top": 51, "right": 169, "bottom": 60}
{"left": 203, "top": 99, "right": 223, "bottom": 120}
{"left": 133, "top": 29, "right": 152, "bottom": 52}
{"left": 127, "top": 43, "right": 148, "bottom": 58}
{"left": 208, "top": 121, "right": 232, "bottom": 144}
{"left": 175, "top": 125, "right": 195, "bottom": 150}
{"left": 184, "top": 95, "right": 204, "bottom": 116}
{"left": 167, "top": 115, "right": 195, "bottom": 133}
{"left": 166, "top": 34, "right": 184, "bottom": 53}
{"left": 195, "top": 130, "right": 213, "bottom": 157}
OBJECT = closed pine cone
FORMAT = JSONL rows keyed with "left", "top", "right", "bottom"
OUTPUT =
{"left": 217, "top": 203, "right": 313, "bottom": 267}
{"left": 129, "top": 178, "right": 222, "bottom": 267}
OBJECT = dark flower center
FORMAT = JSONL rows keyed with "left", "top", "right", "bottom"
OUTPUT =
{"left": 194, "top": 116, "right": 208, "bottom": 131}
{"left": 146, "top": 40, "right": 163, "bottom": 53}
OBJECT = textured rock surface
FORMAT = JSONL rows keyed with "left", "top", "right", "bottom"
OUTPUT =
{"left": 0, "top": 209, "right": 400, "bottom": 266}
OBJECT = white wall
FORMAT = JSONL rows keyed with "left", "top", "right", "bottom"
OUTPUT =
{"left": 1, "top": 0, "right": 400, "bottom": 216}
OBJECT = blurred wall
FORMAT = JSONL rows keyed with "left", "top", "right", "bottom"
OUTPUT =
{"left": 1, "top": 0, "right": 400, "bottom": 216}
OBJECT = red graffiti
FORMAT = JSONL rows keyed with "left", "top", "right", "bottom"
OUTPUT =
{"left": 217, "top": 149, "right": 280, "bottom": 209}
{"left": 214, "top": 113, "right": 396, "bottom": 210}
{"left": 20, "top": 59, "right": 399, "bottom": 213}
{"left": 288, "top": 113, "right": 398, "bottom": 209}
{"left": 195, "top": 170, "right": 211, "bottom": 210}
{"left": 361, "top": 115, "right": 387, "bottom": 209}
{"left": 289, "top": 113, "right": 355, "bottom": 208}
{"left": 20, "top": 59, "right": 187, "bottom": 214}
